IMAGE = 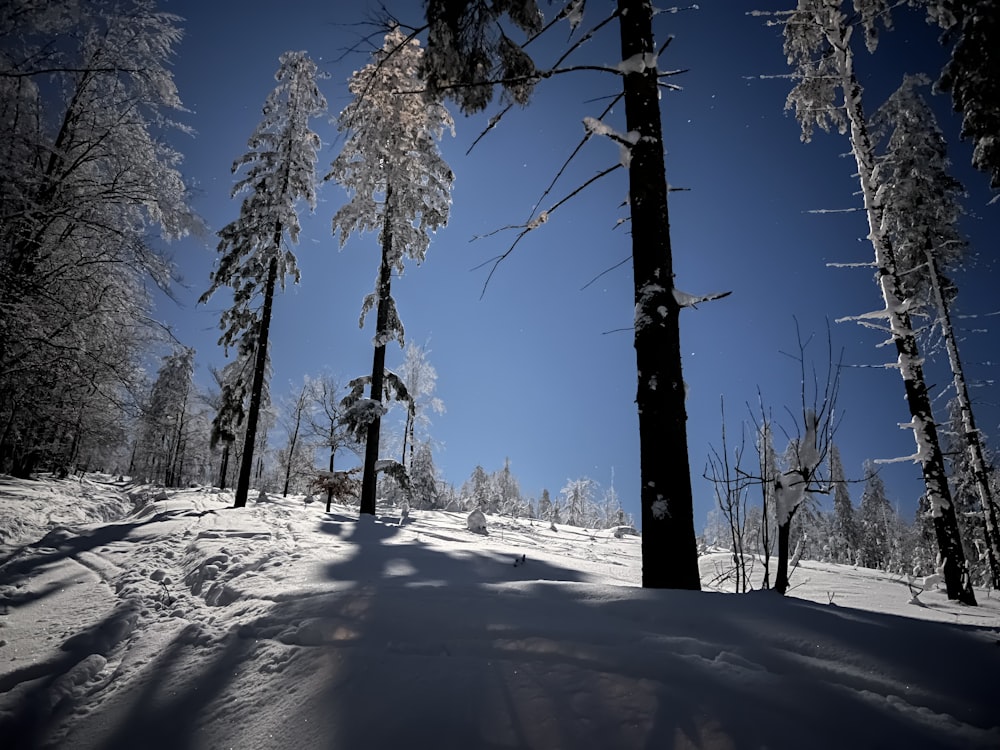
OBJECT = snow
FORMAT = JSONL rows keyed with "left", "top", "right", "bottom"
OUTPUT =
{"left": 2, "top": 474, "right": 1000, "bottom": 749}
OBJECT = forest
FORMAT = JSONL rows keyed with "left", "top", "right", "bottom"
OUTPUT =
{"left": 1, "top": 0, "right": 998, "bottom": 602}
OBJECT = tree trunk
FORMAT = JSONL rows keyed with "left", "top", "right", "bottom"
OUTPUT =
{"left": 326, "top": 447, "right": 336, "bottom": 513}
{"left": 282, "top": 402, "right": 303, "bottom": 497}
{"left": 618, "top": 0, "right": 700, "bottom": 590}
{"left": 234, "top": 250, "right": 279, "bottom": 508}
{"left": 218, "top": 441, "right": 230, "bottom": 490}
{"left": 774, "top": 506, "right": 798, "bottom": 595}
{"left": 925, "top": 248, "right": 1000, "bottom": 589}
{"left": 827, "top": 23, "right": 976, "bottom": 604}
{"left": 359, "top": 187, "right": 395, "bottom": 516}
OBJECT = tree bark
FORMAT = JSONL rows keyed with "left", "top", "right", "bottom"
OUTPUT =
{"left": 234, "top": 249, "right": 279, "bottom": 509}
{"left": 774, "top": 506, "right": 798, "bottom": 595}
{"left": 617, "top": 0, "right": 700, "bottom": 590}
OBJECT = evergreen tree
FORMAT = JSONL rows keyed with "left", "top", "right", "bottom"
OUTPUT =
{"left": 829, "top": 445, "right": 858, "bottom": 564}
{"left": 397, "top": 343, "right": 445, "bottom": 469}
{"left": 134, "top": 348, "right": 195, "bottom": 486}
{"left": 858, "top": 461, "right": 894, "bottom": 571}
{"left": 780, "top": 0, "right": 975, "bottom": 604}
{"left": 928, "top": 0, "right": 1000, "bottom": 188}
{"left": 410, "top": 441, "right": 439, "bottom": 509}
{"left": 200, "top": 51, "right": 326, "bottom": 508}
{"left": 327, "top": 28, "right": 454, "bottom": 517}
{"left": 538, "top": 488, "right": 552, "bottom": 521}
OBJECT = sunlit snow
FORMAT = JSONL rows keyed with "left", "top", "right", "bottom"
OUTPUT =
{"left": 2, "top": 475, "right": 999, "bottom": 749}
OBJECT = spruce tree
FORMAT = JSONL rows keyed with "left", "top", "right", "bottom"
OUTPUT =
{"left": 201, "top": 51, "right": 326, "bottom": 508}
{"left": 327, "top": 28, "right": 454, "bottom": 517}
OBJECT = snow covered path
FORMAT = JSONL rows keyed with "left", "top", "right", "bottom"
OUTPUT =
{"left": 2, "top": 477, "right": 999, "bottom": 749}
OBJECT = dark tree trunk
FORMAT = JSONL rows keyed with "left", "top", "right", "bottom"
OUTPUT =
{"left": 234, "top": 251, "right": 279, "bottom": 508}
{"left": 618, "top": 0, "right": 700, "bottom": 590}
{"left": 218, "top": 441, "right": 230, "bottom": 490}
{"left": 326, "top": 448, "right": 336, "bottom": 513}
{"left": 359, "top": 251, "right": 392, "bottom": 516}
{"left": 282, "top": 402, "right": 303, "bottom": 497}
{"left": 774, "top": 506, "right": 798, "bottom": 595}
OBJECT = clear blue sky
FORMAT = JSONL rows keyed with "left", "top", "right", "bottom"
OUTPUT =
{"left": 156, "top": 0, "right": 998, "bottom": 529}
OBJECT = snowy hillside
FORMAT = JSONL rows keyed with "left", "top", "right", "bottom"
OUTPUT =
{"left": 1, "top": 475, "right": 999, "bottom": 749}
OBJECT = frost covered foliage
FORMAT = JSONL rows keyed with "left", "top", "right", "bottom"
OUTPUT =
{"left": 328, "top": 28, "right": 454, "bottom": 347}
{"left": 201, "top": 51, "right": 327, "bottom": 352}
{"left": 133, "top": 348, "right": 195, "bottom": 486}
{"left": 0, "top": 0, "right": 196, "bottom": 476}
{"left": 423, "top": 0, "right": 544, "bottom": 113}
{"left": 931, "top": 0, "right": 1000, "bottom": 188}
{"left": 872, "top": 75, "right": 966, "bottom": 305}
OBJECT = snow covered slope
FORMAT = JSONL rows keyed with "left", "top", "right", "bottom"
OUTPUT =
{"left": 1, "top": 476, "right": 998, "bottom": 749}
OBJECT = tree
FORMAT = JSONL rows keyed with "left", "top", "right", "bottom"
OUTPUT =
{"left": 829, "top": 444, "right": 858, "bottom": 564}
{"left": 304, "top": 374, "right": 361, "bottom": 512}
{"left": 327, "top": 28, "right": 454, "bottom": 517}
{"left": 133, "top": 348, "right": 195, "bottom": 486}
{"left": 927, "top": 0, "right": 1000, "bottom": 188}
{"left": 0, "top": 0, "right": 195, "bottom": 477}
{"left": 278, "top": 378, "right": 313, "bottom": 497}
{"left": 858, "top": 461, "right": 895, "bottom": 570}
{"left": 560, "top": 477, "right": 596, "bottom": 528}
{"left": 409, "top": 441, "right": 439, "bottom": 509}
{"left": 200, "top": 51, "right": 326, "bottom": 508}
{"left": 872, "top": 74, "right": 1000, "bottom": 589}
{"left": 417, "top": 0, "right": 701, "bottom": 589}
{"left": 397, "top": 343, "right": 445, "bottom": 469}
{"left": 780, "top": 0, "right": 976, "bottom": 604}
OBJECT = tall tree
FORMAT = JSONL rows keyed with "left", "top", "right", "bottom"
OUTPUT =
{"left": 200, "top": 51, "right": 326, "bottom": 508}
{"left": 829, "top": 444, "right": 858, "bottom": 564}
{"left": 780, "top": 0, "right": 975, "bottom": 604}
{"left": 327, "top": 28, "right": 454, "bottom": 517}
{"left": 873, "top": 74, "right": 1000, "bottom": 588}
{"left": 279, "top": 378, "right": 313, "bottom": 497}
{"left": 858, "top": 461, "right": 895, "bottom": 570}
{"left": 418, "top": 0, "right": 701, "bottom": 589}
{"left": 927, "top": 0, "right": 1000, "bottom": 188}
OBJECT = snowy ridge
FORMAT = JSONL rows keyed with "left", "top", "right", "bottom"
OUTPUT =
{"left": 1, "top": 476, "right": 999, "bottom": 749}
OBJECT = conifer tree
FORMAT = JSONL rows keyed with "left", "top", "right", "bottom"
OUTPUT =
{"left": 200, "top": 51, "right": 326, "bottom": 508}
{"left": 873, "top": 74, "right": 1000, "bottom": 589}
{"left": 829, "top": 445, "right": 857, "bottom": 564}
{"left": 327, "top": 28, "right": 454, "bottom": 517}
{"left": 780, "top": 0, "right": 975, "bottom": 604}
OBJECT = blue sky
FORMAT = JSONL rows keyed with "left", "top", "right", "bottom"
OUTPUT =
{"left": 155, "top": 0, "right": 998, "bottom": 529}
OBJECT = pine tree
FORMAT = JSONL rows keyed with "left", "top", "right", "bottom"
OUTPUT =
{"left": 409, "top": 441, "right": 439, "bottom": 509}
{"left": 927, "top": 0, "right": 1000, "bottom": 188}
{"left": 134, "top": 348, "right": 195, "bottom": 486}
{"left": 328, "top": 28, "right": 454, "bottom": 517}
{"left": 859, "top": 461, "right": 894, "bottom": 570}
{"left": 829, "top": 445, "right": 858, "bottom": 564}
{"left": 780, "top": 0, "right": 975, "bottom": 604}
{"left": 419, "top": 0, "right": 701, "bottom": 589}
{"left": 200, "top": 51, "right": 326, "bottom": 508}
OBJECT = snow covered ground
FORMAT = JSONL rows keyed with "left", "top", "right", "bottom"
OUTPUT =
{"left": 1, "top": 475, "right": 998, "bottom": 749}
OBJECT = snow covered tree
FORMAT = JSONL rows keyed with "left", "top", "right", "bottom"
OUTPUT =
{"left": 858, "top": 461, "right": 895, "bottom": 570}
{"left": 304, "top": 374, "right": 361, "bottom": 511}
{"left": 829, "top": 445, "right": 858, "bottom": 564}
{"left": 537, "top": 488, "right": 552, "bottom": 521}
{"left": 277, "top": 378, "right": 313, "bottom": 497}
{"left": 418, "top": 0, "right": 702, "bottom": 589}
{"left": 872, "top": 74, "right": 1000, "bottom": 589}
{"left": 200, "top": 51, "right": 326, "bottom": 508}
{"left": 133, "top": 348, "right": 195, "bottom": 486}
{"left": 327, "top": 28, "right": 454, "bottom": 517}
{"left": 409, "top": 441, "right": 439, "bottom": 509}
{"left": 0, "top": 0, "right": 195, "bottom": 477}
{"left": 560, "top": 477, "right": 596, "bottom": 528}
{"left": 780, "top": 0, "right": 976, "bottom": 604}
{"left": 397, "top": 343, "right": 445, "bottom": 469}
{"left": 927, "top": 0, "right": 1000, "bottom": 188}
